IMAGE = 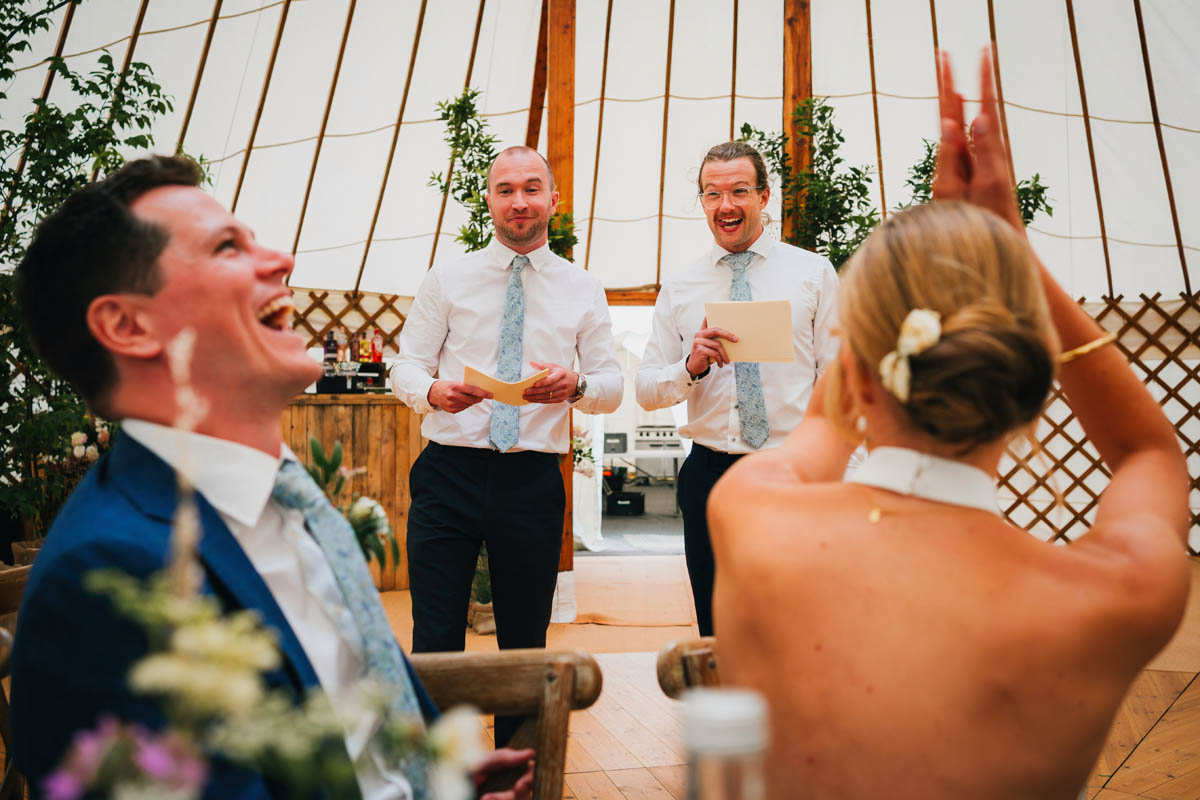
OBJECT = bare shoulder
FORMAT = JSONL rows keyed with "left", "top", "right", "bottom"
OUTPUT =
{"left": 1068, "top": 514, "right": 1191, "bottom": 649}
{"left": 708, "top": 460, "right": 845, "bottom": 567}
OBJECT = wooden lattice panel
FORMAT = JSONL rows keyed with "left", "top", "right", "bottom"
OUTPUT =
{"left": 998, "top": 293, "right": 1200, "bottom": 555}
{"left": 292, "top": 289, "right": 1199, "bottom": 553}
{"left": 289, "top": 288, "right": 412, "bottom": 357}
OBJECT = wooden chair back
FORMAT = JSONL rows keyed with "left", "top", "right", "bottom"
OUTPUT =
{"left": 410, "top": 648, "right": 602, "bottom": 800}
{"left": 656, "top": 637, "right": 720, "bottom": 699}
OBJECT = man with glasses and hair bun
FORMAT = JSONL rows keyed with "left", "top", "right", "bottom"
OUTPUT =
{"left": 636, "top": 141, "right": 839, "bottom": 636}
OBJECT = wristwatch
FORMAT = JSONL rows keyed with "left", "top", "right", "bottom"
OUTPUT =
{"left": 569, "top": 373, "right": 587, "bottom": 403}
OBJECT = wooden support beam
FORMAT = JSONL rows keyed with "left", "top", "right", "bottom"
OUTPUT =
{"left": 176, "top": 0, "right": 225, "bottom": 154}
{"left": 231, "top": 0, "right": 293, "bottom": 213}
{"left": 355, "top": 0, "right": 428, "bottom": 294}
{"left": 729, "top": 0, "right": 739, "bottom": 140}
{"left": 864, "top": 0, "right": 886, "bottom": 217}
{"left": 291, "top": 0, "right": 359, "bottom": 257}
{"left": 3, "top": 0, "right": 77, "bottom": 222}
{"left": 90, "top": 0, "right": 151, "bottom": 181}
{"left": 654, "top": 0, "right": 677, "bottom": 288}
{"left": 526, "top": 0, "right": 549, "bottom": 149}
{"left": 1064, "top": 0, "right": 1114, "bottom": 296}
{"left": 583, "top": 0, "right": 614, "bottom": 271}
{"left": 606, "top": 289, "right": 659, "bottom": 306}
{"left": 986, "top": 0, "right": 1018, "bottom": 190}
{"left": 782, "top": 0, "right": 812, "bottom": 242}
{"left": 547, "top": 0, "right": 576, "bottom": 573}
{"left": 1132, "top": 0, "right": 1190, "bottom": 295}
{"left": 547, "top": 0, "right": 575, "bottom": 222}
{"left": 427, "top": 0, "right": 487, "bottom": 269}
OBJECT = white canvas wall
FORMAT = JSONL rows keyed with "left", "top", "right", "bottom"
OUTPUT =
{"left": 3, "top": 0, "right": 1196, "bottom": 301}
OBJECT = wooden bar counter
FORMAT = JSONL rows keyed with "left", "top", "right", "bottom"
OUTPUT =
{"left": 281, "top": 393, "right": 422, "bottom": 590}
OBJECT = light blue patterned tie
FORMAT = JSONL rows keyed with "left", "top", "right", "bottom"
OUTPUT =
{"left": 722, "top": 251, "right": 771, "bottom": 449}
{"left": 272, "top": 460, "right": 428, "bottom": 797}
{"left": 489, "top": 254, "right": 528, "bottom": 452}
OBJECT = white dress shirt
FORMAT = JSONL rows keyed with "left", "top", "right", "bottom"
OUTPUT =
{"left": 122, "top": 420, "right": 412, "bottom": 800}
{"left": 390, "top": 238, "right": 623, "bottom": 453}
{"left": 636, "top": 232, "right": 839, "bottom": 453}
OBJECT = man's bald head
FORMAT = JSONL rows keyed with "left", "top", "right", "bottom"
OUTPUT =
{"left": 486, "top": 146, "right": 556, "bottom": 193}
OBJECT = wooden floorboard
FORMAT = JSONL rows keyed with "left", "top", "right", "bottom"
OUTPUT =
{"left": 1105, "top": 674, "right": 1200, "bottom": 798}
{"left": 1088, "top": 669, "right": 1195, "bottom": 788}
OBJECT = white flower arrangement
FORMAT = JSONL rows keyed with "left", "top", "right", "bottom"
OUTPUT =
{"left": 571, "top": 426, "right": 596, "bottom": 478}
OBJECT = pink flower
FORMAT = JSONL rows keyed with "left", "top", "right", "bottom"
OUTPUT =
{"left": 96, "top": 428, "right": 110, "bottom": 445}
{"left": 41, "top": 770, "right": 84, "bottom": 800}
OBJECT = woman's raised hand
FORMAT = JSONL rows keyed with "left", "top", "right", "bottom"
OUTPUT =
{"left": 933, "top": 48, "right": 1023, "bottom": 233}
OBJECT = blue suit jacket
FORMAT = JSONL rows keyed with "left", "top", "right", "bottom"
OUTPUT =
{"left": 11, "top": 432, "right": 437, "bottom": 798}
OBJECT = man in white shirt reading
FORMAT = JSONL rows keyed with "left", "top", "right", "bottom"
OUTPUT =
{"left": 636, "top": 141, "right": 839, "bottom": 636}
{"left": 390, "top": 147, "right": 622, "bottom": 741}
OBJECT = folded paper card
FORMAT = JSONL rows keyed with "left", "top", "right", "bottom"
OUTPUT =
{"left": 463, "top": 365, "right": 551, "bottom": 406}
{"left": 703, "top": 300, "right": 795, "bottom": 363}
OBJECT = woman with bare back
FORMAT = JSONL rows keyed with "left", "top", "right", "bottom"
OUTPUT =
{"left": 708, "top": 51, "right": 1190, "bottom": 800}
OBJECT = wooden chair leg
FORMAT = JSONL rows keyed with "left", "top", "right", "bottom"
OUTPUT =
{"left": 533, "top": 660, "right": 574, "bottom": 800}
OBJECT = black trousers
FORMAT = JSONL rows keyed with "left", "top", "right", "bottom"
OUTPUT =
{"left": 676, "top": 443, "right": 744, "bottom": 637}
{"left": 406, "top": 441, "right": 565, "bottom": 744}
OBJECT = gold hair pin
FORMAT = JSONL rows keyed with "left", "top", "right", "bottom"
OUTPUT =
{"left": 1057, "top": 332, "right": 1117, "bottom": 365}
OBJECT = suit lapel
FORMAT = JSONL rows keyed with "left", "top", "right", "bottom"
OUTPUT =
{"left": 108, "top": 432, "right": 321, "bottom": 695}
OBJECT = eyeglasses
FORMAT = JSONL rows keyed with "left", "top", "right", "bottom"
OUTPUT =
{"left": 698, "top": 186, "right": 763, "bottom": 208}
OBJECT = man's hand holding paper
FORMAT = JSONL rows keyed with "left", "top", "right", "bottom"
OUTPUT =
{"left": 428, "top": 379, "right": 492, "bottom": 413}
{"left": 523, "top": 361, "right": 578, "bottom": 404}
{"left": 462, "top": 365, "right": 550, "bottom": 406}
{"left": 703, "top": 300, "right": 795, "bottom": 363}
{"left": 687, "top": 317, "right": 739, "bottom": 376}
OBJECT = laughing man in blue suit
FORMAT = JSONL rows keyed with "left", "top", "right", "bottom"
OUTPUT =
{"left": 11, "top": 156, "right": 535, "bottom": 799}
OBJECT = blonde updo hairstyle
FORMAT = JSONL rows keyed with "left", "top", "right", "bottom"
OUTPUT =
{"left": 829, "top": 202, "right": 1058, "bottom": 452}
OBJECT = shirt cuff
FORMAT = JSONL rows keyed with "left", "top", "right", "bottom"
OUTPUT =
{"left": 675, "top": 358, "right": 704, "bottom": 390}
{"left": 388, "top": 364, "right": 436, "bottom": 414}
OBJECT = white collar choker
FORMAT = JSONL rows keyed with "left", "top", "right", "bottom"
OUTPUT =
{"left": 847, "top": 446, "right": 1002, "bottom": 517}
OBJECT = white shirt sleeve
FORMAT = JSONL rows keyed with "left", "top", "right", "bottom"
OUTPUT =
{"left": 388, "top": 268, "right": 445, "bottom": 414}
{"left": 572, "top": 279, "right": 624, "bottom": 414}
{"left": 636, "top": 285, "right": 700, "bottom": 411}
{"left": 812, "top": 260, "right": 840, "bottom": 378}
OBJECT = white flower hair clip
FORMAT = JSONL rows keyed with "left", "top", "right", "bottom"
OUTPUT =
{"left": 878, "top": 308, "right": 942, "bottom": 402}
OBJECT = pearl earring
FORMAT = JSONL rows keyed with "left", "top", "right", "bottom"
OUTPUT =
{"left": 855, "top": 415, "right": 868, "bottom": 436}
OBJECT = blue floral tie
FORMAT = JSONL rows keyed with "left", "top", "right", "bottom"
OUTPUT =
{"left": 489, "top": 254, "right": 528, "bottom": 452}
{"left": 722, "top": 251, "right": 770, "bottom": 449}
{"left": 272, "top": 460, "right": 428, "bottom": 797}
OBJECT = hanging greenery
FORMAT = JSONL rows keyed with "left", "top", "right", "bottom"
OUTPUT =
{"left": 429, "top": 87, "right": 577, "bottom": 259}
{"left": 896, "top": 138, "right": 1054, "bottom": 226}
{"left": 0, "top": 0, "right": 178, "bottom": 536}
{"left": 740, "top": 97, "right": 880, "bottom": 269}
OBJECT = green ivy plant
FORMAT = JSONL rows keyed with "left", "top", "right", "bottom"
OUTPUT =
{"left": 429, "top": 87, "right": 577, "bottom": 259}
{"left": 896, "top": 138, "right": 1053, "bottom": 226}
{"left": 0, "top": 0, "right": 176, "bottom": 536}
{"left": 740, "top": 97, "right": 880, "bottom": 269}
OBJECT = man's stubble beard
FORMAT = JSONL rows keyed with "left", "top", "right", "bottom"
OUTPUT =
{"left": 495, "top": 217, "right": 548, "bottom": 249}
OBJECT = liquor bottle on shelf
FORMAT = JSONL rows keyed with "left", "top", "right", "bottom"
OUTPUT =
{"left": 372, "top": 328, "right": 384, "bottom": 362}
{"left": 322, "top": 330, "right": 337, "bottom": 375}
{"left": 684, "top": 689, "right": 767, "bottom": 800}
{"left": 335, "top": 327, "right": 348, "bottom": 363}
{"left": 358, "top": 329, "right": 372, "bottom": 362}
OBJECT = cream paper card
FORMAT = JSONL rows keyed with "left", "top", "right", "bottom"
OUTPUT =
{"left": 463, "top": 365, "right": 551, "bottom": 406}
{"left": 703, "top": 300, "right": 795, "bottom": 362}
